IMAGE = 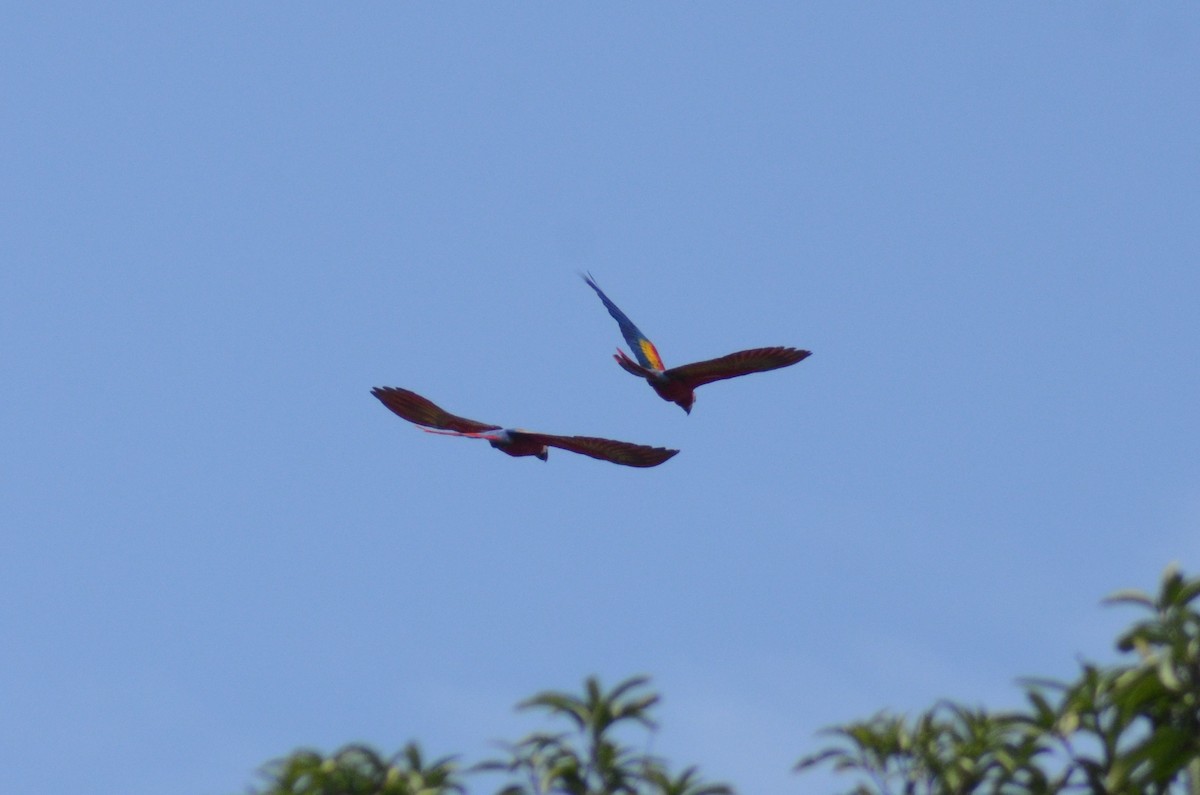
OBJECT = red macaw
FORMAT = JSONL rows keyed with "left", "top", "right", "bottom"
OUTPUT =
{"left": 582, "top": 274, "right": 811, "bottom": 414}
{"left": 371, "top": 387, "right": 678, "bottom": 467}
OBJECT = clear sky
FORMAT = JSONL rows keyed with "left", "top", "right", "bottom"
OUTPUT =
{"left": 3, "top": 4, "right": 1198, "bottom": 793}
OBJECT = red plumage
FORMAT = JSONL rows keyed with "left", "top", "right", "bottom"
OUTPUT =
{"left": 585, "top": 274, "right": 811, "bottom": 413}
{"left": 371, "top": 387, "right": 677, "bottom": 468}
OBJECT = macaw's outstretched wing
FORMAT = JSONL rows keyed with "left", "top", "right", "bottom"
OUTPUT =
{"left": 666, "top": 347, "right": 811, "bottom": 389}
{"left": 582, "top": 273, "right": 666, "bottom": 370}
{"left": 512, "top": 431, "right": 679, "bottom": 468}
{"left": 371, "top": 387, "right": 501, "bottom": 433}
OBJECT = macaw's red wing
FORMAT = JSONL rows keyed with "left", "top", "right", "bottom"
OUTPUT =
{"left": 371, "top": 387, "right": 501, "bottom": 433}
{"left": 511, "top": 431, "right": 679, "bottom": 468}
{"left": 666, "top": 346, "right": 811, "bottom": 389}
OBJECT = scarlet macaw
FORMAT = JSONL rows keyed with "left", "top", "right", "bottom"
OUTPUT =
{"left": 371, "top": 387, "right": 678, "bottom": 467}
{"left": 582, "top": 274, "right": 811, "bottom": 414}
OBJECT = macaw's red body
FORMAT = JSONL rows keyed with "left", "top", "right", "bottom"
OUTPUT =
{"left": 371, "top": 386, "right": 678, "bottom": 468}
{"left": 583, "top": 274, "right": 811, "bottom": 414}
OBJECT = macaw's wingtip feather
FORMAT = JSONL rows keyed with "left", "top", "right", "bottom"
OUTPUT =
{"left": 768, "top": 347, "right": 812, "bottom": 367}
{"left": 581, "top": 271, "right": 603, "bottom": 292}
{"left": 620, "top": 445, "right": 680, "bottom": 468}
{"left": 371, "top": 385, "right": 410, "bottom": 406}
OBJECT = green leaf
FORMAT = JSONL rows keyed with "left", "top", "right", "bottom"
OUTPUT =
{"left": 1176, "top": 577, "right": 1200, "bottom": 607}
{"left": 1156, "top": 655, "right": 1183, "bottom": 691}
{"left": 1104, "top": 588, "right": 1155, "bottom": 609}
{"left": 794, "top": 748, "right": 849, "bottom": 771}
{"left": 1056, "top": 709, "right": 1079, "bottom": 736}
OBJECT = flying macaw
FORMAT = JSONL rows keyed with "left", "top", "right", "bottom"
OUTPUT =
{"left": 371, "top": 386, "right": 679, "bottom": 467}
{"left": 582, "top": 273, "right": 811, "bottom": 414}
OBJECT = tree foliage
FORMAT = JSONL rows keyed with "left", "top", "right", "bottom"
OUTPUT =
{"left": 257, "top": 743, "right": 461, "bottom": 795}
{"left": 796, "top": 564, "right": 1200, "bottom": 794}
{"left": 246, "top": 566, "right": 1200, "bottom": 795}
{"left": 250, "top": 675, "right": 731, "bottom": 795}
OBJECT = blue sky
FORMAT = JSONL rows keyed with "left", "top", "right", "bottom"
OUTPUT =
{"left": 3, "top": 4, "right": 1198, "bottom": 793}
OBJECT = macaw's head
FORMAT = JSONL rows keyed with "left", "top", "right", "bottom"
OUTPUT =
{"left": 677, "top": 394, "right": 695, "bottom": 414}
{"left": 536, "top": 448, "right": 549, "bottom": 461}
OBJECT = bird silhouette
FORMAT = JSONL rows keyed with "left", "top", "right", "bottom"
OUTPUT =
{"left": 582, "top": 273, "right": 811, "bottom": 413}
{"left": 371, "top": 386, "right": 678, "bottom": 467}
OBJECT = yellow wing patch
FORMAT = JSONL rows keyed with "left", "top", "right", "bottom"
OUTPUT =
{"left": 639, "top": 339, "right": 665, "bottom": 370}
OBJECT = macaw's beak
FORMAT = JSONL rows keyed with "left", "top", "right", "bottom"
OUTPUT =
{"left": 537, "top": 449, "right": 549, "bottom": 461}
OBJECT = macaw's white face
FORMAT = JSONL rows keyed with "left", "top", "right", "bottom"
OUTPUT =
{"left": 482, "top": 429, "right": 513, "bottom": 452}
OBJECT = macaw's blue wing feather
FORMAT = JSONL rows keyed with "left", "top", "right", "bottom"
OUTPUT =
{"left": 582, "top": 273, "right": 666, "bottom": 370}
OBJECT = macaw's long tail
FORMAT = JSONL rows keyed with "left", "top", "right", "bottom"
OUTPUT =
{"left": 614, "top": 348, "right": 654, "bottom": 378}
{"left": 420, "top": 428, "right": 491, "bottom": 439}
